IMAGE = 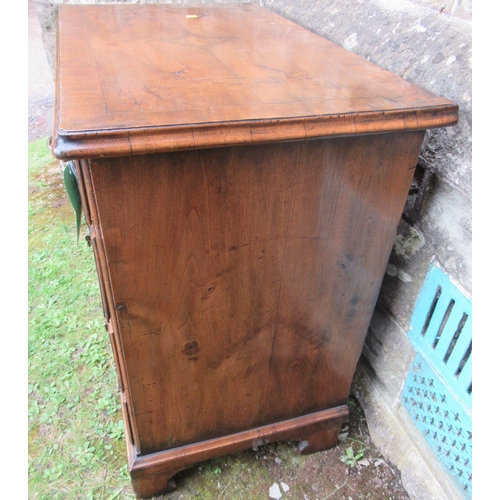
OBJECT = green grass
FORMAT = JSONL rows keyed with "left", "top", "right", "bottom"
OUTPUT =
{"left": 28, "top": 138, "right": 135, "bottom": 499}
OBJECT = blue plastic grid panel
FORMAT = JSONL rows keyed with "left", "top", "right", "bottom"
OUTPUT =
{"left": 403, "top": 353, "right": 471, "bottom": 495}
{"left": 408, "top": 265, "right": 471, "bottom": 410}
{"left": 403, "top": 264, "right": 471, "bottom": 496}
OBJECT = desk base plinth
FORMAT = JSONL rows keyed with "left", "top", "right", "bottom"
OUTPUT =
{"left": 125, "top": 404, "right": 349, "bottom": 499}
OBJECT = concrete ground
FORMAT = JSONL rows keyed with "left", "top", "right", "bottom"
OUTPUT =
{"left": 29, "top": 0, "right": 54, "bottom": 142}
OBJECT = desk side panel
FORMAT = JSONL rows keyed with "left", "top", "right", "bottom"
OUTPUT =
{"left": 265, "top": 132, "right": 424, "bottom": 416}
{"left": 88, "top": 132, "right": 423, "bottom": 455}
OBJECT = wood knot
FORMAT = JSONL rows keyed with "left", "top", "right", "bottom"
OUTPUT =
{"left": 337, "top": 254, "right": 354, "bottom": 272}
{"left": 183, "top": 339, "right": 200, "bottom": 356}
{"left": 202, "top": 282, "right": 217, "bottom": 301}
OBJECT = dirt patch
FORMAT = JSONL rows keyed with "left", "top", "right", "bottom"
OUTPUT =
{"left": 158, "top": 396, "right": 410, "bottom": 500}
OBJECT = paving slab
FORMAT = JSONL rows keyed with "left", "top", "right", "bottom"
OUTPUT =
{"left": 28, "top": 0, "right": 54, "bottom": 142}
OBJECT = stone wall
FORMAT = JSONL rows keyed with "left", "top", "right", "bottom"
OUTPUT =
{"left": 34, "top": 1, "right": 472, "bottom": 498}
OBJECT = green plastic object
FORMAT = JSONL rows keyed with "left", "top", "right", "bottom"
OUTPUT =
{"left": 63, "top": 161, "right": 82, "bottom": 242}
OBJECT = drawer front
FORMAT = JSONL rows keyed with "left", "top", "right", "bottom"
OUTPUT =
{"left": 76, "top": 159, "right": 141, "bottom": 452}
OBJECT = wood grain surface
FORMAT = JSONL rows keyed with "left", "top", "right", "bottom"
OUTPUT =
{"left": 52, "top": 3, "right": 457, "bottom": 159}
{"left": 87, "top": 131, "right": 424, "bottom": 456}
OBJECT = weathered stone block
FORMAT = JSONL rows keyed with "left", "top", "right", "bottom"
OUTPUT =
{"left": 362, "top": 307, "right": 416, "bottom": 405}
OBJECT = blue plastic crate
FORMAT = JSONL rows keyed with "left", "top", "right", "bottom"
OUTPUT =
{"left": 402, "top": 264, "right": 471, "bottom": 496}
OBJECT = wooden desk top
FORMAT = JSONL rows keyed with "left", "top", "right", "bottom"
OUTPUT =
{"left": 52, "top": 3, "right": 458, "bottom": 159}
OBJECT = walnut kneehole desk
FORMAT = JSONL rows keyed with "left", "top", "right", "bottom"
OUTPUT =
{"left": 52, "top": 3, "right": 458, "bottom": 498}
